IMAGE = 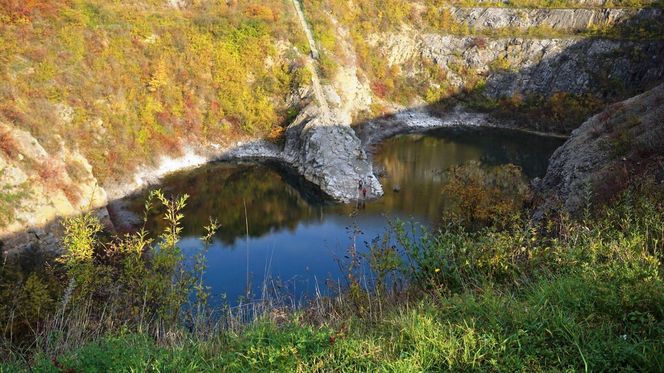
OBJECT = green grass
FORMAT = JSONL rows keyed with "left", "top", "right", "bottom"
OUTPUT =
{"left": 4, "top": 269, "right": 662, "bottom": 371}
{"left": 2, "top": 182, "right": 663, "bottom": 371}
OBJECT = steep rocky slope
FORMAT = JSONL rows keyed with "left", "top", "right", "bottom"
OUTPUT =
{"left": 375, "top": 32, "right": 663, "bottom": 99}
{"left": 0, "top": 0, "right": 312, "bottom": 242}
{"left": 450, "top": 7, "right": 662, "bottom": 32}
{"left": 538, "top": 83, "right": 664, "bottom": 213}
{"left": 1, "top": 0, "right": 664, "bottom": 251}
{"left": 0, "top": 123, "right": 106, "bottom": 231}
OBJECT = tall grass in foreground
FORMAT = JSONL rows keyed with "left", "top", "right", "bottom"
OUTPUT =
{"left": 1, "top": 182, "right": 664, "bottom": 371}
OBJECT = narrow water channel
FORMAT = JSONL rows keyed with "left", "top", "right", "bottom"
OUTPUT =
{"left": 123, "top": 127, "right": 565, "bottom": 305}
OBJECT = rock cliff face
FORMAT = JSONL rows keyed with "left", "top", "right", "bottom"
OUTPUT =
{"left": 451, "top": 7, "right": 662, "bottom": 32}
{"left": 280, "top": 0, "right": 381, "bottom": 202}
{"left": 538, "top": 83, "right": 664, "bottom": 213}
{"left": 283, "top": 113, "right": 382, "bottom": 202}
{"left": 466, "top": 0, "right": 659, "bottom": 6}
{"left": 373, "top": 31, "right": 664, "bottom": 100}
{"left": 2, "top": 2, "right": 664, "bottom": 250}
{"left": 0, "top": 123, "right": 106, "bottom": 238}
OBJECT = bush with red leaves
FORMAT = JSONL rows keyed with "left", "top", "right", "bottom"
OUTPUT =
{"left": 0, "top": 130, "right": 19, "bottom": 159}
{"left": 371, "top": 81, "right": 389, "bottom": 99}
{"left": 0, "top": 0, "right": 67, "bottom": 21}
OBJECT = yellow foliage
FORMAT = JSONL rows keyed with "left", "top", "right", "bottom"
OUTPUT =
{"left": 148, "top": 57, "right": 170, "bottom": 92}
{"left": 489, "top": 55, "right": 511, "bottom": 71}
{"left": 19, "top": 274, "right": 53, "bottom": 320}
{"left": 244, "top": 4, "right": 276, "bottom": 21}
{"left": 0, "top": 0, "right": 308, "bottom": 184}
{"left": 441, "top": 162, "right": 529, "bottom": 228}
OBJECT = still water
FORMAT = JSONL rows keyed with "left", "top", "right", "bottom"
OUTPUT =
{"left": 125, "top": 127, "right": 565, "bottom": 304}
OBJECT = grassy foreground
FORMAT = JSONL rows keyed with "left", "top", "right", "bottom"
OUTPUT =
{"left": 6, "top": 271, "right": 664, "bottom": 372}
{"left": 1, "top": 183, "right": 663, "bottom": 371}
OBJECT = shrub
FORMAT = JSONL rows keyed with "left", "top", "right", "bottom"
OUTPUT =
{"left": 0, "top": 184, "right": 29, "bottom": 227}
{"left": 1, "top": 189, "right": 207, "bottom": 357}
{"left": 244, "top": 4, "right": 277, "bottom": 22}
{"left": 471, "top": 36, "right": 487, "bottom": 49}
{"left": 440, "top": 162, "right": 529, "bottom": 228}
{"left": 0, "top": 0, "right": 65, "bottom": 21}
{"left": 0, "top": 129, "right": 19, "bottom": 159}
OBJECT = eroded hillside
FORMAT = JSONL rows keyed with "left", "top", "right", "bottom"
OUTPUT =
{"left": 539, "top": 82, "right": 664, "bottom": 213}
{"left": 0, "top": 0, "right": 313, "bottom": 237}
{"left": 1, "top": 0, "right": 663, "bottom": 248}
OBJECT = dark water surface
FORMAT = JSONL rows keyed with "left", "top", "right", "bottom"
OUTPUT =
{"left": 125, "top": 127, "right": 565, "bottom": 304}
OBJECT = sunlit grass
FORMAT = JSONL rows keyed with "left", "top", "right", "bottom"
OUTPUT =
{"left": 1, "top": 181, "right": 662, "bottom": 371}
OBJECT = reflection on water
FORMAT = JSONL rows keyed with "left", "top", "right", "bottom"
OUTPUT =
{"left": 124, "top": 127, "right": 565, "bottom": 304}
{"left": 371, "top": 127, "right": 564, "bottom": 224}
{"left": 132, "top": 163, "right": 329, "bottom": 245}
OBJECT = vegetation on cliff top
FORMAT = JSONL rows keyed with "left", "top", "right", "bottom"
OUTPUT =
{"left": 0, "top": 0, "right": 310, "bottom": 185}
{"left": 301, "top": 0, "right": 662, "bottom": 125}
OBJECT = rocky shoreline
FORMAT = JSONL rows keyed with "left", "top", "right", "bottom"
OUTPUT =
{"left": 2, "top": 3, "right": 663, "bottom": 254}
{"left": 0, "top": 105, "right": 566, "bottom": 254}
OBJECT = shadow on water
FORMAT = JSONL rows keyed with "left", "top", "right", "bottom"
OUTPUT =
{"left": 2, "top": 9, "right": 662, "bottom": 305}
{"left": 112, "top": 126, "right": 565, "bottom": 303}
{"left": 127, "top": 161, "right": 333, "bottom": 245}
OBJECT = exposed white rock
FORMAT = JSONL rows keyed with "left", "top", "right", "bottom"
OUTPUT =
{"left": 357, "top": 107, "right": 493, "bottom": 147}
{"left": 143, "top": 34, "right": 159, "bottom": 44}
{"left": 451, "top": 7, "right": 662, "bottom": 32}
{"left": 166, "top": 0, "right": 186, "bottom": 9}
{"left": 55, "top": 103, "right": 75, "bottom": 125}
{"left": 374, "top": 31, "right": 664, "bottom": 99}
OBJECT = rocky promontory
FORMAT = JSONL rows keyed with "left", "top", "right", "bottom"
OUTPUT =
{"left": 538, "top": 83, "right": 664, "bottom": 213}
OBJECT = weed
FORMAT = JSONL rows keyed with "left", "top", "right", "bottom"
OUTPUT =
{"left": 2, "top": 182, "right": 664, "bottom": 371}
{"left": 0, "top": 130, "right": 19, "bottom": 159}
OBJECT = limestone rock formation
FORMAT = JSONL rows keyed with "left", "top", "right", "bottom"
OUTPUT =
{"left": 373, "top": 32, "right": 664, "bottom": 100}
{"left": 451, "top": 7, "right": 662, "bottom": 32}
{"left": 539, "top": 83, "right": 664, "bottom": 213}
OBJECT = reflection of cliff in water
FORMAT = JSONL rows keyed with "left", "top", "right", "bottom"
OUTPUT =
{"left": 130, "top": 163, "right": 338, "bottom": 245}
{"left": 371, "top": 127, "right": 565, "bottom": 224}
{"left": 125, "top": 128, "right": 565, "bottom": 245}
{"left": 377, "top": 127, "right": 564, "bottom": 178}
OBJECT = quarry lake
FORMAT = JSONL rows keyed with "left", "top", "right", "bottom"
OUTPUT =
{"left": 123, "top": 127, "right": 565, "bottom": 305}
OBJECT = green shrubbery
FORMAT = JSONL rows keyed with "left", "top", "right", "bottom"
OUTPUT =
{"left": 0, "top": 184, "right": 29, "bottom": 228}
{"left": 0, "top": 189, "right": 213, "bottom": 357}
{"left": 438, "top": 162, "right": 530, "bottom": 228}
{"left": 2, "top": 178, "right": 663, "bottom": 371}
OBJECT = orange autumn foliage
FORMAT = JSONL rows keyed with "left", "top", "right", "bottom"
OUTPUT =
{"left": 244, "top": 4, "right": 279, "bottom": 22}
{"left": 0, "top": 0, "right": 66, "bottom": 20}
